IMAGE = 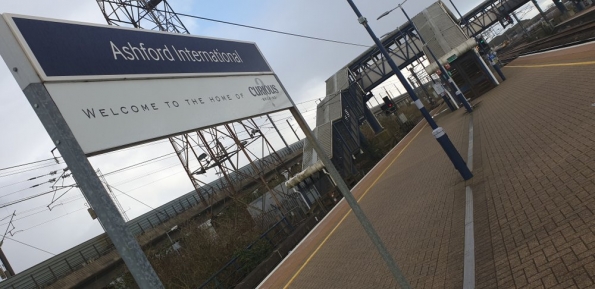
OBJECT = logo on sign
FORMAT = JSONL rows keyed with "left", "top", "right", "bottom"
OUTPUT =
{"left": 249, "top": 78, "right": 280, "bottom": 97}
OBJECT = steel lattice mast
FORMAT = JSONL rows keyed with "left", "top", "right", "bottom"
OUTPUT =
{"left": 97, "top": 0, "right": 189, "bottom": 33}
{"left": 96, "top": 0, "right": 292, "bottom": 214}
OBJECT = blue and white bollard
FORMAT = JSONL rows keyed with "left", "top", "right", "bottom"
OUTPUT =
{"left": 433, "top": 127, "right": 473, "bottom": 180}
{"left": 489, "top": 52, "right": 506, "bottom": 81}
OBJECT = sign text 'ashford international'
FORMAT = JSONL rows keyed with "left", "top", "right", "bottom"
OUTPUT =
{"left": 1, "top": 14, "right": 292, "bottom": 154}
{"left": 7, "top": 15, "right": 273, "bottom": 80}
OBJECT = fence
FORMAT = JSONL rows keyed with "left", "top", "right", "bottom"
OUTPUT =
{"left": 197, "top": 217, "right": 295, "bottom": 289}
{"left": 0, "top": 141, "right": 304, "bottom": 289}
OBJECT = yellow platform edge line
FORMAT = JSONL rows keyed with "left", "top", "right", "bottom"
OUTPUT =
{"left": 507, "top": 60, "right": 595, "bottom": 68}
{"left": 282, "top": 123, "right": 428, "bottom": 289}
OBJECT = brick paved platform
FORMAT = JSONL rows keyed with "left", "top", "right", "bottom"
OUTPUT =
{"left": 258, "top": 42, "right": 595, "bottom": 289}
{"left": 473, "top": 43, "right": 595, "bottom": 289}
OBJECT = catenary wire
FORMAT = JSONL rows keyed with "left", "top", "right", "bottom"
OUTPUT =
{"left": 0, "top": 157, "right": 60, "bottom": 172}
{"left": 120, "top": 3, "right": 371, "bottom": 48}
{"left": 1, "top": 234, "right": 55, "bottom": 256}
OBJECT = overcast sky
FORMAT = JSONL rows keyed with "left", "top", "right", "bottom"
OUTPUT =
{"left": 0, "top": 0, "right": 553, "bottom": 274}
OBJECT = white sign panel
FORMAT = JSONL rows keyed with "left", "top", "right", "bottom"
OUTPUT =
{"left": 432, "top": 83, "right": 445, "bottom": 95}
{"left": 4, "top": 14, "right": 273, "bottom": 82}
{"left": 0, "top": 14, "right": 296, "bottom": 155}
{"left": 45, "top": 74, "right": 291, "bottom": 155}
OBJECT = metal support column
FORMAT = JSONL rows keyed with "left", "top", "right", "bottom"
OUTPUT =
{"left": 197, "top": 130, "right": 238, "bottom": 196}
{"left": 448, "top": 0, "right": 478, "bottom": 37}
{"left": 512, "top": 13, "right": 530, "bottom": 38}
{"left": 286, "top": 119, "right": 301, "bottom": 141}
{"left": 267, "top": 114, "right": 290, "bottom": 151}
{"left": 0, "top": 248, "right": 14, "bottom": 278}
{"left": 0, "top": 211, "right": 15, "bottom": 278}
{"left": 409, "top": 67, "right": 434, "bottom": 105}
{"left": 472, "top": 49, "right": 500, "bottom": 85}
{"left": 532, "top": 0, "right": 555, "bottom": 30}
{"left": 350, "top": 1, "right": 473, "bottom": 181}
{"left": 363, "top": 105, "right": 384, "bottom": 134}
{"left": 394, "top": 6, "right": 473, "bottom": 113}
{"left": 223, "top": 124, "right": 286, "bottom": 214}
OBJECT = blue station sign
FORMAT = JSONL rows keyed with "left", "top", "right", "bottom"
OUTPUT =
{"left": 4, "top": 14, "right": 273, "bottom": 81}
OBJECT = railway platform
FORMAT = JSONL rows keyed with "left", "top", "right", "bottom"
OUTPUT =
{"left": 257, "top": 42, "right": 595, "bottom": 288}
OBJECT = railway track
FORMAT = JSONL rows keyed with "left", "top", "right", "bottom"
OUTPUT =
{"left": 499, "top": 18, "right": 595, "bottom": 64}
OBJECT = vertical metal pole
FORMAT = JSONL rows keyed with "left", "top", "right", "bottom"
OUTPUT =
{"left": 0, "top": 248, "right": 14, "bottom": 278}
{"left": 348, "top": 1, "right": 473, "bottom": 181}
{"left": 286, "top": 119, "right": 301, "bottom": 141}
{"left": 447, "top": 0, "right": 478, "bottom": 36}
{"left": 22, "top": 84, "right": 163, "bottom": 288}
{"left": 512, "top": 13, "right": 530, "bottom": 38}
{"left": 372, "top": 95, "right": 382, "bottom": 106}
{"left": 391, "top": 11, "right": 457, "bottom": 104}
{"left": 490, "top": 57, "right": 506, "bottom": 81}
{"left": 531, "top": 0, "right": 555, "bottom": 30}
{"left": 440, "top": 90, "right": 457, "bottom": 112}
{"left": 383, "top": 87, "right": 393, "bottom": 98}
{"left": 0, "top": 211, "right": 15, "bottom": 278}
{"left": 408, "top": 67, "right": 433, "bottom": 105}
{"left": 267, "top": 114, "right": 290, "bottom": 151}
{"left": 223, "top": 124, "right": 287, "bottom": 214}
{"left": 400, "top": 6, "right": 473, "bottom": 113}
{"left": 448, "top": 0, "right": 464, "bottom": 19}
{"left": 216, "top": 139, "right": 237, "bottom": 171}
{"left": 248, "top": 118, "right": 288, "bottom": 166}
{"left": 393, "top": 84, "right": 403, "bottom": 98}
{"left": 288, "top": 104, "right": 411, "bottom": 288}
{"left": 197, "top": 131, "right": 238, "bottom": 196}
{"left": 472, "top": 49, "right": 501, "bottom": 85}
{"left": 417, "top": 59, "right": 454, "bottom": 111}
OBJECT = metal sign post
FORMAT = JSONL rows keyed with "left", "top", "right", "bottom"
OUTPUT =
{"left": 25, "top": 83, "right": 165, "bottom": 287}
{"left": 0, "top": 16, "right": 164, "bottom": 288}
{"left": 273, "top": 76, "right": 412, "bottom": 288}
{"left": 3, "top": 11, "right": 410, "bottom": 288}
{"left": 0, "top": 13, "right": 291, "bottom": 288}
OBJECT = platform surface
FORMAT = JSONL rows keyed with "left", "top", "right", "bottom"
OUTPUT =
{"left": 258, "top": 42, "right": 595, "bottom": 289}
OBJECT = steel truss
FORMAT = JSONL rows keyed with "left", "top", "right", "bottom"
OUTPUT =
{"left": 347, "top": 24, "right": 425, "bottom": 93}
{"left": 305, "top": 24, "right": 429, "bottom": 184}
{"left": 460, "top": 0, "right": 532, "bottom": 37}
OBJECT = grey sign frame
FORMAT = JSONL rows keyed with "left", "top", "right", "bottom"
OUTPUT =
{"left": 0, "top": 13, "right": 407, "bottom": 288}
{"left": 0, "top": 15, "right": 165, "bottom": 288}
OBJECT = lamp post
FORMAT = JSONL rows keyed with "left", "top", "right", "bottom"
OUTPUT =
{"left": 378, "top": 2, "right": 474, "bottom": 113}
{"left": 346, "top": 0, "right": 473, "bottom": 181}
{"left": 448, "top": 0, "right": 479, "bottom": 37}
{"left": 391, "top": 27, "right": 458, "bottom": 111}
{"left": 448, "top": 0, "right": 465, "bottom": 21}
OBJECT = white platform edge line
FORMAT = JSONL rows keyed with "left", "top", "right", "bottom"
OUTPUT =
{"left": 518, "top": 40, "right": 595, "bottom": 58}
{"left": 463, "top": 113, "right": 475, "bottom": 289}
{"left": 464, "top": 186, "right": 475, "bottom": 289}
